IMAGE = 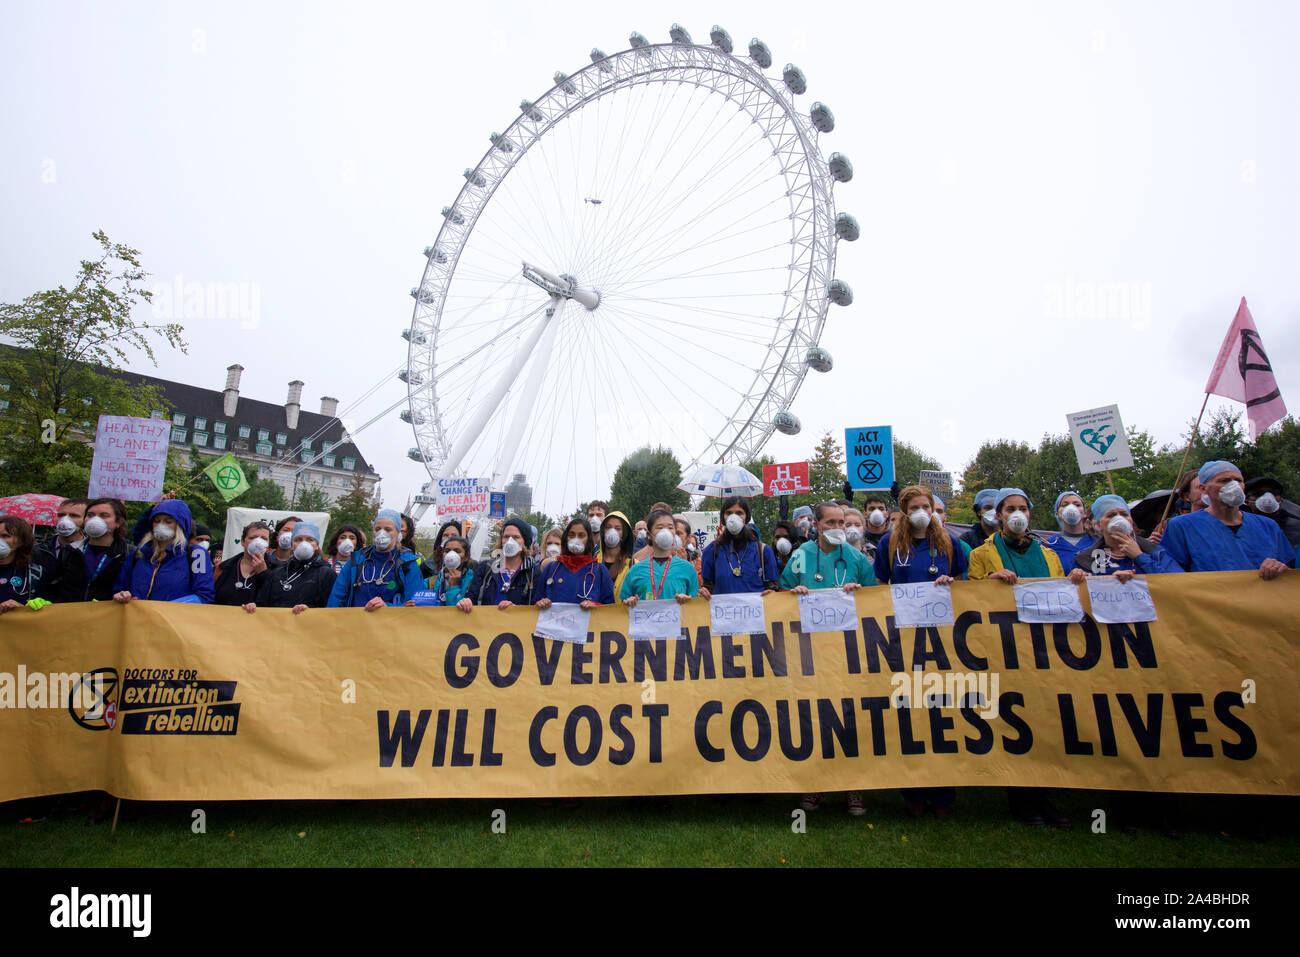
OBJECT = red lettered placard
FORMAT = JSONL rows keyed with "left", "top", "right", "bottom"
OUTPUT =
{"left": 762, "top": 462, "right": 810, "bottom": 496}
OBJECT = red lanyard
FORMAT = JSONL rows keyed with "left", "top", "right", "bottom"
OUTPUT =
{"left": 648, "top": 557, "right": 670, "bottom": 599}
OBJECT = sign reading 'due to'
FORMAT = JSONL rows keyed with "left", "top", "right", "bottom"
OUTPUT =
{"left": 761, "top": 462, "right": 811, "bottom": 496}
{"left": 889, "top": 581, "right": 954, "bottom": 627}
{"left": 87, "top": 415, "right": 170, "bottom": 501}
{"left": 845, "top": 426, "right": 894, "bottom": 490}
{"left": 436, "top": 476, "right": 491, "bottom": 516}
{"left": 1066, "top": 404, "right": 1134, "bottom": 475}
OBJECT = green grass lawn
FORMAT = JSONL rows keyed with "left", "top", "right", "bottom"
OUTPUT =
{"left": 2, "top": 789, "right": 1295, "bottom": 867}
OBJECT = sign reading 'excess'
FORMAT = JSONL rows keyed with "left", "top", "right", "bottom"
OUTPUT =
{"left": 761, "top": 462, "right": 811, "bottom": 496}
{"left": 845, "top": 426, "right": 894, "bottom": 490}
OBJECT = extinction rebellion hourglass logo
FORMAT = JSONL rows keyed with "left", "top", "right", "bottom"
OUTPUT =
{"left": 65, "top": 667, "right": 242, "bottom": 735}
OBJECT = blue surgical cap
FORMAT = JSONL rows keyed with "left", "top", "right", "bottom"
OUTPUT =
{"left": 293, "top": 521, "right": 320, "bottom": 542}
{"left": 996, "top": 487, "right": 1032, "bottom": 511}
{"left": 1090, "top": 495, "right": 1128, "bottom": 521}
{"left": 974, "top": 489, "right": 998, "bottom": 509}
{"left": 1198, "top": 460, "right": 1239, "bottom": 485}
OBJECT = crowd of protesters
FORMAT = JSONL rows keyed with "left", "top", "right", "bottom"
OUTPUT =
{"left": 2, "top": 457, "right": 1293, "bottom": 830}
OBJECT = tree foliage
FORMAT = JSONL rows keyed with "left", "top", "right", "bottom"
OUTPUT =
{"left": 609, "top": 446, "right": 688, "bottom": 526}
{"left": 0, "top": 230, "right": 186, "bottom": 496}
{"left": 329, "top": 471, "right": 382, "bottom": 533}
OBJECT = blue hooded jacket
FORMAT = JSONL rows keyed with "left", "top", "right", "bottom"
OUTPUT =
{"left": 113, "top": 499, "right": 215, "bottom": 603}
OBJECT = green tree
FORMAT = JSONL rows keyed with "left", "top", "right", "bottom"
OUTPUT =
{"left": 330, "top": 471, "right": 382, "bottom": 533}
{"left": 293, "top": 484, "right": 330, "bottom": 513}
{"left": 609, "top": 447, "right": 688, "bottom": 525}
{"left": 892, "top": 439, "right": 945, "bottom": 491}
{"left": 0, "top": 230, "right": 186, "bottom": 496}
{"left": 796, "top": 431, "right": 846, "bottom": 511}
{"left": 1241, "top": 416, "right": 1300, "bottom": 493}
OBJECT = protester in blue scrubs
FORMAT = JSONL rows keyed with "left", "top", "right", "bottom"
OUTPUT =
{"left": 620, "top": 510, "right": 698, "bottom": 604}
{"left": 327, "top": 509, "right": 425, "bottom": 609}
{"left": 1161, "top": 461, "right": 1294, "bottom": 576}
{"left": 1068, "top": 495, "right": 1185, "bottom": 582}
{"left": 699, "top": 496, "right": 779, "bottom": 597}
{"left": 874, "top": 485, "right": 968, "bottom": 585}
{"left": 1043, "top": 490, "right": 1097, "bottom": 571}
{"left": 534, "top": 517, "right": 614, "bottom": 609}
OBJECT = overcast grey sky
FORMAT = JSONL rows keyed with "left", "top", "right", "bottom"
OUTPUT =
{"left": 4, "top": 1, "right": 1297, "bottom": 522}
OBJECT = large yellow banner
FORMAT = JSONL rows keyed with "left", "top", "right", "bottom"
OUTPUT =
{"left": 1, "top": 572, "right": 1295, "bottom": 801}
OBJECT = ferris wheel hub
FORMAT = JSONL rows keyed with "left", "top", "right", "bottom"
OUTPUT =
{"left": 521, "top": 261, "right": 600, "bottom": 310}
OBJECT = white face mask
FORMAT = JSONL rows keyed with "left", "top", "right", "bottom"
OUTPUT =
{"left": 293, "top": 542, "right": 315, "bottom": 561}
{"left": 1218, "top": 480, "right": 1245, "bottom": 508}
{"left": 932, "top": 512, "right": 944, "bottom": 527}
{"left": 1256, "top": 492, "right": 1280, "bottom": 514}
{"left": 84, "top": 516, "right": 109, "bottom": 539}
{"left": 443, "top": 550, "right": 461, "bottom": 569}
{"left": 867, "top": 509, "right": 886, "bottom": 528}
{"left": 501, "top": 538, "right": 522, "bottom": 558}
{"left": 278, "top": 531, "right": 293, "bottom": 549}
{"left": 336, "top": 539, "right": 355, "bottom": 557}
{"left": 1005, "top": 510, "right": 1030, "bottom": 535}
{"left": 1060, "top": 504, "right": 1083, "bottom": 527}
{"left": 0, "top": 540, "right": 10, "bottom": 560}
{"left": 604, "top": 528, "right": 621, "bottom": 547}
{"left": 1200, "top": 493, "right": 1212, "bottom": 507}
{"left": 1107, "top": 516, "right": 1133, "bottom": 537}
{"left": 775, "top": 537, "right": 792, "bottom": 555}
{"left": 588, "top": 517, "right": 602, "bottom": 533}
{"left": 196, "top": 541, "right": 210, "bottom": 550}
{"left": 56, "top": 516, "right": 78, "bottom": 537}
{"left": 981, "top": 508, "right": 998, "bottom": 526}
{"left": 567, "top": 537, "right": 585, "bottom": 554}
{"left": 152, "top": 522, "right": 175, "bottom": 543}
{"left": 821, "top": 528, "right": 847, "bottom": 546}
{"left": 373, "top": 530, "right": 393, "bottom": 551}
{"left": 845, "top": 526, "right": 863, "bottom": 543}
{"left": 908, "top": 510, "right": 931, "bottom": 530}
{"left": 795, "top": 518, "right": 812, "bottom": 532}
{"left": 654, "top": 528, "right": 675, "bottom": 550}
{"left": 674, "top": 534, "right": 684, "bottom": 550}
{"left": 247, "top": 537, "right": 269, "bottom": 556}
{"left": 724, "top": 514, "right": 745, "bottom": 536}
{"left": 545, "top": 543, "right": 561, "bottom": 558}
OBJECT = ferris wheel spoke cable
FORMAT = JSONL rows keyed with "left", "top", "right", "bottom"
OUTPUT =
{"left": 598, "top": 304, "right": 761, "bottom": 396}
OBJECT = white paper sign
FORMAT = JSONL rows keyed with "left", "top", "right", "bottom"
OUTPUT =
{"left": 534, "top": 603, "right": 590, "bottom": 643}
{"left": 628, "top": 599, "right": 683, "bottom": 640}
{"left": 710, "top": 593, "right": 766, "bottom": 636}
{"left": 798, "top": 588, "right": 858, "bottom": 633}
{"left": 1013, "top": 579, "right": 1084, "bottom": 624}
{"left": 436, "top": 475, "right": 491, "bottom": 516}
{"left": 1066, "top": 404, "right": 1134, "bottom": 475}
{"left": 889, "top": 581, "right": 954, "bottom": 627}
{"left": 87, "top": 415, "right": 171, "bottom": 501}
{"left": 1086, "top": 577, "right": 1158, "bottom": 623}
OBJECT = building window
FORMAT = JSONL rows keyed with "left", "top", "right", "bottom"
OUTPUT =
{"left": 301, "top": 437, "right": 312, "bottom": 450}
{"left": 194, "top": 417, "right": 207, "bottom": 431}
{"left": 322, "top": 440, "right": 333, "bottom": 453}
{"left": 257, "top": 428, "right": 269, "bottom": 442}
{"left": 323, "top": 455, "right": 336, "bottom": 468}
{"left": 300, "top": 452, "right": 312, "bottom": 463}
{"left": 193, "top": 432, "right": 209, "bottom": 447}
{"left": 214, "top": 421, "right": 226, "bottom": 435}
{"left": 151, "top": 409, "right": 165, "bottom": 419}
{"left": 173, "top": 413, "right": 186, "bottom": 426}
{"left": 343, "top": 457, "right": 356, "bottom": 471}
{"left": 171, "top": 428, "right": 187, "bottom": 443}
{"left": 256, "top": 441, "right": 273, "bottom": 456}
{"left": 239, "top": 425, "right": 251, "bottom": 439}
{"left": 214, "top": 435, "right": 227, "bottom": 450}
{"left": 276, "top": 432, "right": 287, "bottom": 445}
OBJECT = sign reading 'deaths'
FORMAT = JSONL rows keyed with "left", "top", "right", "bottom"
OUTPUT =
{"left": 1066, "top": 404, "right": 1134, "bottom": 475}
{"left": 845, "top": 426, "right": 894, "bottom": 490}
{"left": 87, "top": 415, "right": 171, "bottom": 501}
{"left": 436, "top": 476, "right": 491, "bottom": 516}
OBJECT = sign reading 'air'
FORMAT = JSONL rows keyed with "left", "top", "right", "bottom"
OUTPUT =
{"left": 845, "top": 425, "right": 894, "bottom": 490}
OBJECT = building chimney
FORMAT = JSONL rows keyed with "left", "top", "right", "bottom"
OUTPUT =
{"left": 320, "top": 396, "right": 339, "bottom": 418}
{"left": 285, "top": 380, "right": 304, "bottom": 431}
{"left": 223, "top": 364, "right": 243, "bottom": 418}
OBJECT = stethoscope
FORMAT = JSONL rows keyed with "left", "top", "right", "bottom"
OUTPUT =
{"left": 895, "top": 540, "right": 941, "bottom": 577}
{"left": 548, "top": 563, "right": 599, "bottom": 600}
{"left": 358, "top": 553, "right": 396, "bottom": 586}
{"left": 812, "top": 547, "right": 849, "bottom": 587}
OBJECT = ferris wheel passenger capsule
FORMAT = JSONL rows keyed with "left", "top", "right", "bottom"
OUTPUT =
{"left": 590, "top": 48, "right": 613, "bottom": 72}
{"left": 828, "top": 152, "right": 854, "bottom": 183}
{"left": 399, "top": 409, "right": 426, "bottom": 425}
{"left": 774, "top": 411, "right": 802, "bottom": 435}
{"left": 710, "top": 26, "right": 733, "bottom": 53}
{"left": 629, "top": 32, "right": 649, "bottom": 49}
{"left": 400, "top": 328, "right": 427, "bottom": 345}
{"left": 749, "top": 38, "right": 772, "bottom": 69}
{"left": 520, "top": 100, "right": 544, "bottom": 122}
{"left": 835, "top": 212, "right": 860, "bottom": 242}
{"left": 441, "top": 206, "right": 464, "bottom": 225}
{"left": 783, "top": 64, "right": 807, "bottom": 95}
{"left": 827, "top": 279, "right": 854, "bottom": 307}
{"left": 670, "top": 24, "right": 692, "bottom": 45}
{"left": 810, "top": 102, "right": 835, "bottom": 133}
{"left": 462, "top": 168, "right": 486, "bottom": 187}
{"left": 397, "top": 370, "right": 423, "bottom": 385}
{"left": 805, "top": 347, "right": 834, "bottom": 373}
{"left": 407, "top": 448, "right": 431, "bottom": 462}
{"left": 410, "top": 287, "right": 436, "bottom": 304}
{"left": 490, "top": 132, "right": 515, "bottom": 152}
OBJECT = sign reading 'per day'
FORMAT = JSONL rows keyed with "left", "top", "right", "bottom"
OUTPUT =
{"left": 436, "top": 476, "right": 491, "bottom": 516}
{"left": 87, "top": 415, "right": 170, "bottom": 501}
{"left": 761, "top": 462, "right": 811, "bottom": 496}
{"left": 845, "top": 426, "right": 894, "bottom": 490}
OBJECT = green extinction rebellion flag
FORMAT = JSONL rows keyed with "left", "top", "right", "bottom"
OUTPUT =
{"left": 203, "top": 453, "right": 250, "bottom": 502}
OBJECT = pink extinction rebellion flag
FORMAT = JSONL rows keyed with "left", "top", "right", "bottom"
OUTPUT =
{"left": 1204, "top": 298, "right": 1287, "bottom": 441}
